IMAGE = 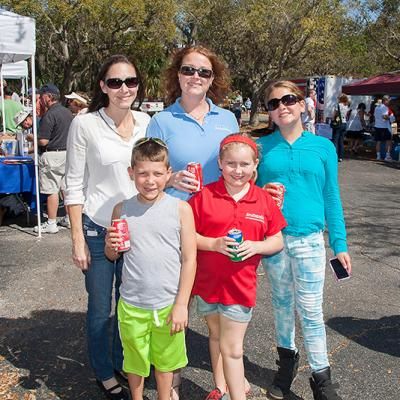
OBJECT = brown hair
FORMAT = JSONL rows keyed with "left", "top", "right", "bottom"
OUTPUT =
{"left": 164, "top": 45, "right": 230, "bottom": 106}
{"left": 338, "top": 93, "right": 349, "bottom": 105}
{"left": 264, "top": 80, "right": 305, "bottom": 105}
{"left": 131, "top": 138, "right": 170, "bottom": 168}
{"left": 88, "top": 54, "right": 145, "bottom": 113}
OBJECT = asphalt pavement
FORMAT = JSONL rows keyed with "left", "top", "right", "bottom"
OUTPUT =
{"left": 0, "top": 155, "right": 399, "bottom": 400}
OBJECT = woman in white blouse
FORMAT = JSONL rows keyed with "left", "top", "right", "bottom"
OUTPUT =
{"left": 65, "top": 55, "right": 150, "bottom": 400}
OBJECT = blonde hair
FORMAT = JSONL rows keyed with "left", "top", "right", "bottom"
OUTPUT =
{"left": 219, "top": 133, "right": 259, "bottom": 162}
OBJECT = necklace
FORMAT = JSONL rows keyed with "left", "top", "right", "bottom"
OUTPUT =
{"left": 189, "top": 112, "right": 207, "bottom": 121}
{"left": 180, "top": 99, "right": 209, "bottom": 122}
{"left": 98, "top": 110, "right": 134, "bottom": 140}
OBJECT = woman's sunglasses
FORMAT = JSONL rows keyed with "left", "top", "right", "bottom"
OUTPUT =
{"left": 266, "top": 94, "right": 299, "bottom": 111}
{"left": 179, "top": 65, "right": 213, "bottom": 79}
{"left": 105, "top": 77, "right": 139, "bottom": 89}
{"left": 134, "top": 137, "right": 168, "bottom": 149}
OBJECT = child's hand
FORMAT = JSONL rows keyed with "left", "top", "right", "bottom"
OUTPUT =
{"left": 167, "top": 304, "right": 188, "bottom": 335}
{"left": 236, "top": 240, "right": 261, "bottom": 261}
{"left": 213, "top": 236, "right": 239, "bottom": 256}
{"left": 263, "top": 183, "right": 282, "bottom": 208}
{"left": 105, "top": 226, "right": 121, "bottom": 253}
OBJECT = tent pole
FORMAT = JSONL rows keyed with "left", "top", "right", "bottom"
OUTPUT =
{"left": 31, "top": 55, "right": 41, "bottom": 238}
{"left": 0, "top": 67, "right": 6, "bottom": 134}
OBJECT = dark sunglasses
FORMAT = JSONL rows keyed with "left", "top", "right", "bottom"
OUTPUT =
{"left": 105, "top": 77, "right": 139, "bottom": 89}
{"left": 266, "top": 94, "right": 299, "bottom": 111}
{"left": 134, "top": 137, "right": 168, "bottom": 149}
{"left": 179, "top": 65, "right": 213, "bottom": 79}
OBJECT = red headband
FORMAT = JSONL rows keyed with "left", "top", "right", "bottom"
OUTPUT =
{"left": 220, "top": 135, "right": 258, "bottom": 157}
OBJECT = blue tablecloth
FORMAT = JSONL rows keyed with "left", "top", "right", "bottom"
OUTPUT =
{"left": 0, "top": 156, "right": 35, "bottom": 194}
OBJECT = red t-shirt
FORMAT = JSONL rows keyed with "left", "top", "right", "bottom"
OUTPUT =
{"left": 188, "top": 177, "right": 287, "bottom": 307}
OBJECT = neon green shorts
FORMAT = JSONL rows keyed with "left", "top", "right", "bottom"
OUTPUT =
{"left": 118, "top": 299, "right": 188, "bottom": 377}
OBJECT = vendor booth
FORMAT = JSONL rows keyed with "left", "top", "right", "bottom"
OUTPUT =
{"left": 1, "top": 60, "right": 29, "bottom": 105}
{"left": 342, "top": 72, "right": 400, "bottom": 96}
{"left": 0, "top": 8, "right": 42, "bottom": 236}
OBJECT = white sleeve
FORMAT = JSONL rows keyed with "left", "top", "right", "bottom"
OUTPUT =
{"left": 65, "top": 117, "right": 88, "bottom": 206}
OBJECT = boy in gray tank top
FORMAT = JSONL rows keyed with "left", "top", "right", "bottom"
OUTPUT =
{"left": 105, "top": 137, "right": 197, "bottom": 400}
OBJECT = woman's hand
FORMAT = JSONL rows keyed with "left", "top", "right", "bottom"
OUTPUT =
{"left": 236, "top": 240, "right": 261, "bottom": 261}
{"left": 167, "top": 304, "right": 188, "bottom": 335}
{"left": 212, "top": 236, "right": 239, "bottom": 257}
{"left": 72, "top": 237, "right": 91, "bottom": 271}
{"left": 169, "top": 170, "right": 199, "bottom": 193}
{"left": 336, "top": 252, "right": 352, "bottom": 274}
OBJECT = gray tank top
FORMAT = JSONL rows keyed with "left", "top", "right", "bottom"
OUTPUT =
{"left": 119, "top": 193, "right": 182, "bottom": 310}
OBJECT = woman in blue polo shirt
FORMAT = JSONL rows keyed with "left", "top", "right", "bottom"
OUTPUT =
{"left": 146, "top": 45, "right": 239, "bottom": 399}
{"left": 257, "top": 80, "right": 352, "bottom": 400}
{"left": 146, "top": 45, "right": 238, "bottom": 201}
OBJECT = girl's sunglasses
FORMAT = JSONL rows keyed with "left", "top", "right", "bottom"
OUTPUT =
{"left": 267, "top": 94, "right": 299, "bottom": 111}
{"left": 134, "top": 137, "right": 168, "bottom": 149}
{"left": 105, "top": 77, "right": 139, "bottom": 89}
{"left": 179, "top": 65, "right": 213, "bottom": 79}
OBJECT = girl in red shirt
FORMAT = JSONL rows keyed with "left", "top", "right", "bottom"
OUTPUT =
{"left": 189, "top": 134, "right": 286, "bottom": 400}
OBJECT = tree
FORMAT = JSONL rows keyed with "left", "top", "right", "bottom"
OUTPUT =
{"left": 349, "top": 0, "right": 400, "bottom": 72}
{"left": 178, "top": 0, "right": 366, "bottom": 124}
{"left": 2, "top": 0, "right": 177, "bottom": 97}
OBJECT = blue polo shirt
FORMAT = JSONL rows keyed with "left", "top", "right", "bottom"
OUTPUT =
{"left": 256, "top": 130, "right": 348, "bottom": 255}
{"left": 146, "top": 98, "right": 239, "bottom": 200}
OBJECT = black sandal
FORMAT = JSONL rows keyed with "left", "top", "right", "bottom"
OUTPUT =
{"left": 96, "top": 380, "right": 130, "bottom": 400}
{"left": 114, "top": 369, "right": 128, "bottom": 383}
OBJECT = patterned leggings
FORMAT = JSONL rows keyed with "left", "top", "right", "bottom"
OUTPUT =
{"left": 262, "top": 231, "right": 329, "bottom": 372}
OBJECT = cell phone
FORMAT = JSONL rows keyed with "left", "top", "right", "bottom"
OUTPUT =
{"left": 329, "top": 257, "right": 351, "bottom": 282}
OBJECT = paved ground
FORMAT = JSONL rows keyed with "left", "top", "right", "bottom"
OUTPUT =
{"left": 0, "top": 154, "right": 399, "bottom": 400}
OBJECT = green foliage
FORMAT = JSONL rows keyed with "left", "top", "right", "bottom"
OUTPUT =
{"left": 2, "top": 0, "right": 177, "bottom": 97}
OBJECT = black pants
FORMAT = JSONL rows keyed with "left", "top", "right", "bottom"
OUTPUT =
{"left": 332, "top": 123, "right": 346, "bottom": 159}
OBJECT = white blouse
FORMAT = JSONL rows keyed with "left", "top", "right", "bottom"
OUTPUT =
{"left": 65, "top": 108, "right": 150, "bottom": 227}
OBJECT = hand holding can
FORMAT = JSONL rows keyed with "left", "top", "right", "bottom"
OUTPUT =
{"left": 186, "top": 162, "right": 203, "bottom": 192}
{"left": 227, "top": 228, "right": 244, "bottom": 262}
{"left": 111, "top": 219, "right": 131, "bottom": 252}
{"left": 264, "top": 182, "right": 285, "bottom": 209}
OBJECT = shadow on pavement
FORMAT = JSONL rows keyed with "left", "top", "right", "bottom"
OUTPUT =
{"left": 326, "top": 315, "right": 400, "bottom": 358}
{"left": 0, "top": 311, "right": 286, "bottom": 399}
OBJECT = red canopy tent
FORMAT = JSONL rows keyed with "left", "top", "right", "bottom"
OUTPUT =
{"left": 342, "top": 72, "right": 400, "bottom": 95}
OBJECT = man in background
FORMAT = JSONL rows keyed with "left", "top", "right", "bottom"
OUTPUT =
{"left": 0, "top": 88, "right": 23, "bottom": 134}
{"left": 302, "top": 88, "right": 316, "bottom": 133}
{"left": 34, "top": 84, "right": 73, "bottom": 233}
{"left": 374, "top": 95, "right": 394, "bottom": 161}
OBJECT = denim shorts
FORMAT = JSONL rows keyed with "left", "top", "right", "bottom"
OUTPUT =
{"left": 195, "top": 296, "right": 253, "bottom": 323}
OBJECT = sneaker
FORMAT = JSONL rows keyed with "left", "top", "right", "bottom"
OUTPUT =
{"left": 376, "top": 152, "right": 381, "bottom": 160}
{"left": 205, "top": 388, "right": 225, "bottom": 400}
{"left": 384, "top": 154, "right": 393, "bottom": 162}
{"left": 34, "top": 221, "right": 59, "bottom": 234}
{"left": 59, "top": 216, "right": 71, "bottom": 229}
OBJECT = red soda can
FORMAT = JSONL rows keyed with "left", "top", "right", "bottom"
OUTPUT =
{"left": 186, "top": 162, "right": 203, "bottom": 192}
{"left": 112, "top": 219, "right": 131, "bottom": 252}
{"left": 270, "top": 182, "right": 285, "bottom": 210}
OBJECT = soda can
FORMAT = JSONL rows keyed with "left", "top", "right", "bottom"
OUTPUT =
{"left": 112, "top": 219, "right": 131, "bottom": 252}
{"left": 186, "top": 162, "right": 203, "bottom": 192}
{"left": 270, "top": 182, "right": 285, "bottom": 210}
{"left": 227, "top": 228, "right": 243, "bottom": 262}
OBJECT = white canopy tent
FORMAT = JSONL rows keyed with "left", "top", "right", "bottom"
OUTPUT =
{"left": 1, "top": 60, "right": 29, "bottom": 130}
{"left": 0, "top": 8, "right": 42, "bottom": 237}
